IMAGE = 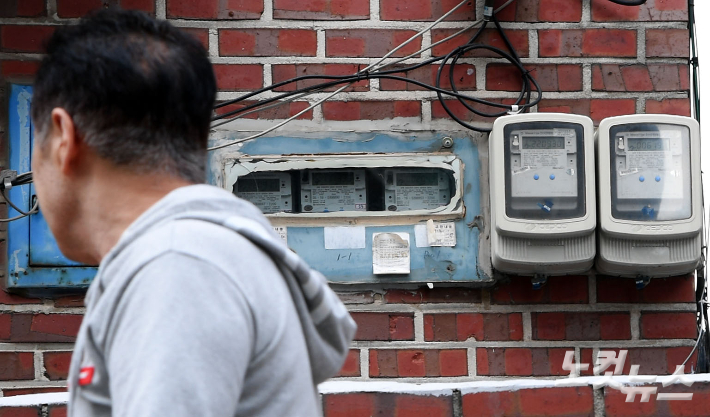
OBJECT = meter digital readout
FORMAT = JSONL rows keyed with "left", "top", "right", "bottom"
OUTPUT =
{"left": 596, "top": 115, "right": 701, "bottom": 278}
{"left": 384, "top": 169, "right": 451, "bottom": 211}
{"left": 490, "top": 113, "right": 596, "bottom": 276}
{"left": 301, "top": 169, "right": 366, "bottom": 212}
{"left": 234, "top": 172, "right": 293, "bottom": 214}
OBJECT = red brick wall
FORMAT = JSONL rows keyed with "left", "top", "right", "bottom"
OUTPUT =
{"left": 0, "top": 0, "right": 696, "bottom": 415}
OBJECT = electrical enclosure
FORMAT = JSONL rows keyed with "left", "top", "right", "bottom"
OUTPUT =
{"left": 489, "top": 113, "right": 596, "bottom": 275}
{"left": 212, "top": 133, "right": 490, "bottom": 284}
{"left": 596, "top": 114, "right": 702, "bottom": 278}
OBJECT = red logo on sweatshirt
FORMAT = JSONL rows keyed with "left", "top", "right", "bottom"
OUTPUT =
{"left": 78, "top": 367, "right": 94, "bottom": 386}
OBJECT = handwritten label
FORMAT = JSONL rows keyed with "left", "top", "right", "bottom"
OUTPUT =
{"left": 373, "top": 232, "right": 410, "bottom": 275}
{"left": 273, "top": 226, "right": 288, "bottom": 244}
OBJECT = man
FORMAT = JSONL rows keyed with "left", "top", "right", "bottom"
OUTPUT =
{"left": 30, "top": 9, "right": 356, "bottom": 417}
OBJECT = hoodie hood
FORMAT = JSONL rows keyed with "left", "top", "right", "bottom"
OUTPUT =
{"left": 97, "top": 184, "right": 357, "bottom": 384}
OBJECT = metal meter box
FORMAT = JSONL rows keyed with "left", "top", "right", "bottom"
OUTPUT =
{"left": 209, "top": 133, "right": 490, "bottom": 284}
{"left": 596, "top": 115, "right": 702, "bottom": 278}
{"left": 489, "top": 113, "right": 596, "bottom": 275}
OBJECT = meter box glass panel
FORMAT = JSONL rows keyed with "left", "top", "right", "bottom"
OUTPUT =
{"left": 596, "top": 115, "right": 701, "bottom": 278}
{"left": 210, "top": 133, "right": 488, "bottom": 284}
{"left": 384, "top": 169, "right": 453, "bottom": 211}
{"left": 301, "top": 169, "right": 366, "bottom": 212}
{"left": 235, "top": 172, "right": 293, "bottom": 214}
{"left": 490, "top": 113, "right": 596, "bottom": 276}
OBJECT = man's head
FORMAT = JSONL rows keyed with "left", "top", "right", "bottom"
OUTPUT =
{"left": 31, "top": 9, "right": 216, "bottom": 262}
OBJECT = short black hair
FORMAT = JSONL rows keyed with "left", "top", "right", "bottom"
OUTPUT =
{"left": 31, "top": 8, "right": 216, "bottom": 183}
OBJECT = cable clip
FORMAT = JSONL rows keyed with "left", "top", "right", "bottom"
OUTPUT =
{"left": 507, "top": 105, "right": 521, "bottom": 115}
{"left": 0, "top": 170, "right": 17, "bottom": 191}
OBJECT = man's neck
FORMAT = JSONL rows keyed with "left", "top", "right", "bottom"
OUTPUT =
{"left": 79, "top": 168, "right": 194, "bottom": 264}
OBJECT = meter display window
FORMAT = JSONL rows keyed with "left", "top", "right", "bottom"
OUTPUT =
{"left": 503, "top": 121, "right": 586, "bottom": 220}
{"left": 609, "top": 123, "right": 691, "bottom": 221}
{"left": 234, "top": 172, "right": 294, "bottom": 214}
{"left": 232, "top": 167, "right": 455, "bottom": 214}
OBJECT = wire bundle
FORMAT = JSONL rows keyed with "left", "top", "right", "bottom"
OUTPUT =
{"left": 208, "top": 0, "right": 536, "bottom": 150}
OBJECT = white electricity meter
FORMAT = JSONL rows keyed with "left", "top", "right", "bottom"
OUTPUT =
{"left": 490, "top": 113, "right": 596, "bottom": 275}
{"left": 596, "top": 115, "right": 701, "bottom": 278}
{"left": 300, "top": 169, "right": 367, "bottom": 212}
{"left": 234, "top": 172, "right": 292, "bottom": 214}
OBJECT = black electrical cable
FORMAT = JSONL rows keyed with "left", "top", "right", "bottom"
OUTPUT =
{"left": 607, "top": 0, "right": 647, "bottom": 5}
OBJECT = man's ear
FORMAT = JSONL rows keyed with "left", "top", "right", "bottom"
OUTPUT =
{"left": 49, "top": 108, "right": 82, "bottom": 175}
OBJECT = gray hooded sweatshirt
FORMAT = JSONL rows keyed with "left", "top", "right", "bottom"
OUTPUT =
{"left": 67, "top": 185, "right": 356, "bottom": 417}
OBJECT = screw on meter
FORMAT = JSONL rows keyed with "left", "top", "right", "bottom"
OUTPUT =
{"left": 489, "top": 113, "right": 596, "bottom": 276}
{"left": 596, "top": 115, "right": 701, "bottom": 278}
{"left": 384, "top": 169, "right": 451, "bottom": 211}
{"left": 234, "top": 172, "right": 292, "bottom": 214}
{"left": 300, "top": 169, "right": 366, "bottom": 212}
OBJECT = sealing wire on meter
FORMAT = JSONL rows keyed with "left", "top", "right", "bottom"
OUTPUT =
{"left": 209, "top": 0, "right": 523, "bottom": 142}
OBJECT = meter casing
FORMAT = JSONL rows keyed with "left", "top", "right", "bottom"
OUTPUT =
{"left": 490, "top": 113, "right": 596, "bottom": 275}
{"left": 596, "top": 115, "right": 701, "bottom": 278}
{"left": 235, "top": 172, "right": 293, "bottom": 214}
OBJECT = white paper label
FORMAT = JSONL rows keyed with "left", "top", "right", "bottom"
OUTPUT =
{"left": 324, "top": 226, "right": 366, "bottom": 249}
{"left": 272, "top": 226, "right": 288, "bottom": 244}
{"left": 372, "top": 232, "right": 410, "bottom": 275}
{"left": 426, "top": 220, "right": 456, "bottom": 247}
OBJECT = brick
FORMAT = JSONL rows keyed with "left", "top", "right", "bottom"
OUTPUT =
{"left": 370, "top": 349, "right": 466, "bottom": 377}
{"left": 335, "top": 291, "right": 375, "bottom": 304}
{"left": 213, "top": 64, "right": 263, "bottom": 91}
{"left": 385, "top": 287, "right": 481, "bottom": 304}
{"left": 600, "top": 313, "right": 632, "bottom": 340}
{"left": 620, "top": 65, "right": 654, "bottom": 91}
{"left": 590, "top": 99, "right": 636, "bottom": 124}
{"left": 43, "top": 351, "right": 72, "bottom": 380}
{"left": 456, "top": 313, "right": 484, "bottom": 341}
{"left": 0, "top": 25, "right": 55, "bottom": 53}
{"left": 520, "top": 387, "right": 593, "bottom": 416}
{"left": 432, "top": 98, "right": 518, "bottom": 124}
{"left": 641, "top": 312, "right": 696, "bottom": 339}
{"left": 580, "top": 348, "right": 594, "bottom": 376}
{"left": 538, "top": 98, "right": 591, "bottom": 118}
{"left": 272, "top": 64, "right": 369, "bottom": 92}
{"left": 493, "top": 0, "right": 582, "bottom": 22}
{"left": 533, "top": 312, "right": 566, "bottom": 340}
{"left": 567, "top": 313, "right": 601, "bottom": 341}
{"left": 336, "top": 350, "right": 360, "bottom": 377}
{"left": 322, "top": 101, "right": 420, "bottom": 121}
{"left": 646, "top": 98, "right": 691, "bottom": 116}
{"left": 48, "top": 406, "right": 67, "bottom": 417}
{"left": 424, "top": 313, "right": 456, "bottom": 341}
{"left": 216, "top": 100, "right": 312, "bottom": 121}
{"left": 432, "top": 29, "right": 529, "bottom": 58}
{"left": 53, "top": 295, "right": 85, "bottom": 308}
{"left": 476, "top": 348, "right": 489, "bottom": 375}
{"left": 167, "top": 0, "right": 263, "bottom": 19}
{"left": 666, "top": 346, "right": 696, "bottom": 374}
{"left": 604, "top": 385, "right": 658, "bottom": 416}
{"left": 0, "top": 352, "right": 34, "bottom": 380}
{"left": 0, "top": 0, "right": 45, "bottom": 17}
{"left": 505, "top": 348, "right": 532, "bottom": 376}
{"left": 56, "top": 0, "right": 155, "bottom": 18}
{"left": 492, "top": 275, "right": 588, "bottom": 304}
{"left": 548, "top": 348, "right": 573, "bottom": 376}
{"left": 539, "top": 29, "right": 636, "bottom": 57}
{"left": 180, "top": 28, "right": 209, "bottom": 50}
{"left": 274, "top": 0, "right": 369, "bottom": 20}
{"left": 486, "top": 64, "right": 582, "bottom": 92}
{"left": 592, "top": 0, "right": 687, "bottom": 22}
{"left": 646, "top": 29, "right": 689, "bottom": 58}
{"left": 323, "top": 393, "right": 376, "bottom": 417}
{"left": 379, "top": 64, "right": 476, "bottom": 91}
{"left": 395, "top": 395, "right": 452, "bottom": 417}
{"left": 326, "top": 30, "right": 421, "bottom": 58}
{"left": 220, "top": 29, "right": 316, "bottom": 57}
{"left": 0, "top": 408, "right": 39, "bottom": 417}
{"left": 0, "top": 314, "right": 82, "bottom": 342}
{"left": 2, "top": 387, "right": 66, "bottom": 397}
{"left": 0, "top": 288, "right": 42, "bottom": 305}
{"left": 350, "top": 313, "right": 415, "bottom": 341}
{"left": 667, "top": 382, "right": 710, "bottom": 416}
{"left": 462, "top": 390, "right": 517, "bottom": 416}
{"left": 587, "top": 347, "right": 694, "bottom": 376}
{"left": 597, "top": 275, "right": 695, "bottom": 303}
{"left": 380, "top": 0, "right": 476, "bottom": 21}
{"left": 648, "top": 64, "right": 687, "bottom": 92}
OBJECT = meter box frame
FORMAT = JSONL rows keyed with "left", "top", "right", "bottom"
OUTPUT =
{"left": 210, "top": 132, "right": 490, "bottom": 284}
{"left": 5, "top": 84, "right": 96, "bottom": 295}
{"left": 489, "top": 113, "right": 596, "bottom": 276}
{"left": 596, "top": 114, "right": 702, "bottom": 278}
